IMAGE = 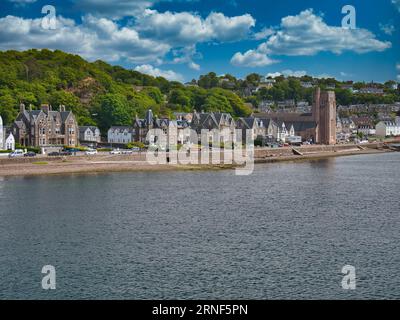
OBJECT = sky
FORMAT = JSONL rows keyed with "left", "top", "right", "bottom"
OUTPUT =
{"left": 0, "top": 0, "right": 399, "bottom": 83}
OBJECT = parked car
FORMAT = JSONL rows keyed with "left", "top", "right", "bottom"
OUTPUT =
{"left": 48, "top": 152, "right": 60, "bottom": 156}
{"left": 8, "top": 149, "right": 25, "bottom": 158}
{"left": 24, "top": 151, "right": 37, "bottom": 157}
{"left": 131, "top": 147, "right": 141, "bottom": 152}
{"left": 121, "top": 150, "right": 133, "bottom": 155}
{"left": 85, "top": 149, "right": 98, "bottom": 155}
{"left": 110, "top": 149, "right": 122, "bottom": 155}
{"left": 60, "top": 150, "right": 73, "bottom": 156}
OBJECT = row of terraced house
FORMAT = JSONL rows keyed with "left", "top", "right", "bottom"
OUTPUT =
{"left": 0, "top": 103, "right": 101, "bottom": 151}
{"left": 108, "top": 87, "right": 337, "bottom": 146}
{"left": 2, "top": 87, "right": 336, "bottom": 151}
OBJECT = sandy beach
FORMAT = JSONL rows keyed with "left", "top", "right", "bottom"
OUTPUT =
{"left": 0, "top": 144, "right": 394, "bottom": 177}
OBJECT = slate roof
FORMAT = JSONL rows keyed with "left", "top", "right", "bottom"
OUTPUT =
{"left": 79, "top": 126, "right": 99, "bottom": 135}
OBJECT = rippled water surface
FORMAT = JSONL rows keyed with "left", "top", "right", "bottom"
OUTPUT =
{"left": 0, "top": 152, "right": 399, "bottom": 299}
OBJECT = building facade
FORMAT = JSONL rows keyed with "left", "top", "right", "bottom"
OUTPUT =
{"left": 190, "top": 111, "right": 237, "bottom": 144}
{"left": 376, "top": 121, "right": 400, "bottom": 137}
{"left": 254, "top": 88, "right": 336, "bottom": 144}
{"left": 12, "top": 104, "right": 78, "bottom": 147}
{"left": 236, "top": 117, "right": 266, "bottom": 142}
{"left": 79, "top": 126, "right": 101, "bottom": 143}
{"left": 314, "top": 88, "right": 337, "bottom": 145}
{"left": 107, "top": 126, "right": 134, "bottom": 144}
{"left": 5, "top": 133, "right": 15, "bottom": 151}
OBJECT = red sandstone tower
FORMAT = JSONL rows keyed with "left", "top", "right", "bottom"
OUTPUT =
{"left": 313, "top": 87, "right": 336, "bottom": 145}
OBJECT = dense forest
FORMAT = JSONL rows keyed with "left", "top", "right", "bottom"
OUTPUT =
{"left": 0, "top": 49, "right": 252, "bottom": 132}
{"left": 0, "top": 49, "right": 399, "bottom": 133}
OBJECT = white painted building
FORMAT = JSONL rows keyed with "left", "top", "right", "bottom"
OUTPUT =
{"left": 277, "top": 121, "right": 295, "bottom": 143}
{"left": 376, "top": 121, "right": 400, "bottom": 137}
{"left": 79, "top": 126, "right": 101, "bottom": 143}
{"left": 107, "top": 126, "right": 134, "bottom": 144}
{"left": 5, "top": 133, "right": 15, "bottom": 151}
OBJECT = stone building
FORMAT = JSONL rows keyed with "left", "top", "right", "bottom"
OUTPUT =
{"left": 314, "top": 88, "right": 337, "bottom": 145}
{"left": 133, "top": 109, "right": 190, "bottom": 146}
{"left": 190, "top": 111, "right": 237, "bottom": 144}
{"left": 236, "top": 117, "right": 266, "bottom": 142}
{"left": 253, "top": 87, "right": 337, "bottom": 144}
{"left": 12, "top": 104, "right": 79, "bottom": 147}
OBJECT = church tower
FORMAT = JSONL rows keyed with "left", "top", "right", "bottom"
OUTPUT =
{"left": 312, "top": 87, "right": 337, "bottom": 145}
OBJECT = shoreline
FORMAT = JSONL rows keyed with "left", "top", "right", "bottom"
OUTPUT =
{"left": 0, "top": 146, "right": 394, "bottom": 178}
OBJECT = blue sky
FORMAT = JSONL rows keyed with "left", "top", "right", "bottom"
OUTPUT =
{"left": 0, "top": 0, "right": 399, "bottom": 82}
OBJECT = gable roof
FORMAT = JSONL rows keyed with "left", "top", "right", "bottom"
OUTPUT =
{"left": 79, "top": 126, "right": 99, "bottom": 135}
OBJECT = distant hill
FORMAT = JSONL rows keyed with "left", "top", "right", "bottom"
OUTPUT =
{"left": 0, "top": 49, "right": 252, "bottom": 132}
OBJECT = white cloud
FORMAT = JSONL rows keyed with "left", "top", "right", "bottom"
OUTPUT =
{"left": 72, "top": 0, "right": 158, "bottom": 19}
{"left": 133, "top": 9, "right": 255, "bottom": 69}
{"left": 266, "top": 72, "right": 282, "bottom": 78}
{"left": 0, "top": 15, "right": 170, "bottom": 64}
{"left": 8, "top": 0, "right": 37, "bottom": 3}
{"left": 231, "top": 9, "right": 391, "bottom": 67}
{"left": 136, "top": 10, "right": 255, "bottom": 46}
{"left": 205, "top": 12, "right": 256, "bottom": 42}
{"left": 396, "top": 63, "right": 400, "bottom": 71}
{"left": 72, "top": 1, "right": 202, "bottom": 19}
{"left": 0, "top": 6, "right": 256, "bottom": 71}
{"left": 265, "top": 9, "right": 391, "bottom": 55}
{"left": 340, "top": 71, "right": 353, "bottom": 77}
{"left": 253, "top": 27, "right": 274, "bottom": 40}
{"left": 134, "top": 64, "right": 184, "bottom": 82}
{"left": 281, "top": 69, "right": 307, "bottom": 77}
{"left": 170, "top": 45, "right": 201, "bottom": 70}
{"left": 315, "top": 74, "right": 335, "bottom": 79}
{"left": 266, "top": 70, "right": 306, "bottom": 78}
{"left": 231, "top": 50, "right": 277, "bottom": 67}
{"left": 379, "top": 22, "right": 395, "bottom": 35}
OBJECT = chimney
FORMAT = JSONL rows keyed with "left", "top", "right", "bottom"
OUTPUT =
{"left": 20, "top": 103, "right": 25, "bottom": 113}
{"left": 29, "top": 104, "right": 33, "bottom": 112}
{"left": 41, "top": 104, "right": 50, "bottom": 114}
{"left": 59, "top": 105, "right": 66, "bottom": 112}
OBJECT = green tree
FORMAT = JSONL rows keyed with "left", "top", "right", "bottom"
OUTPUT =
{"left": 94, "top": 94, "right": 132, "bottom": 131}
